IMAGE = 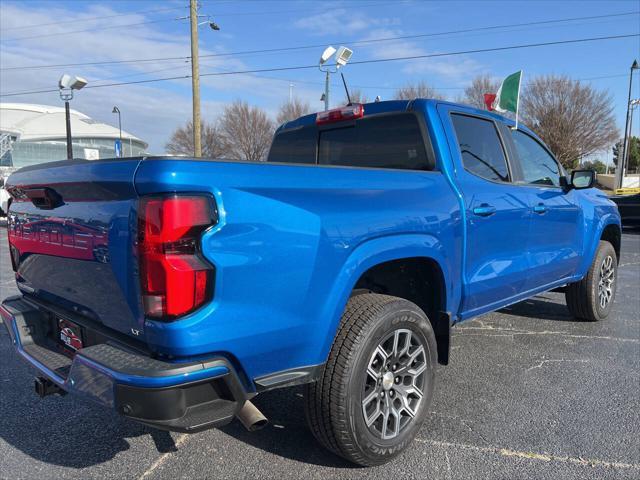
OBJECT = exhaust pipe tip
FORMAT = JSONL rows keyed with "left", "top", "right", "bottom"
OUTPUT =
{"left": 236, "top": 400, "right": 268, "bottom": 432}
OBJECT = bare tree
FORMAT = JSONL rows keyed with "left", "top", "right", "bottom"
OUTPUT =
{"left": 276, "top": 97, "right": 311, "bottom": 125}
{"left": 394, "top": 81, "right": 445, "bottom": 100}
{"left": 219, "top": 100, "right": 274, "bottom": 162}
{"left": 344, "top": 88, "right": 367, "bottom": 104}
{"left": 461, "top": 75, "right": 500, "bottom": 110}
{"left": 520, "top": 75, "right": 619, "bottom": 169}
{"left": 165, "top": 120, "right": 228, "bottom": 158}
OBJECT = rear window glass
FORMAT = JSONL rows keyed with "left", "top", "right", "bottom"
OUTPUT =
{"left": 318, "top": 114, "right": 431, "bottom": 170}
{"left": 267, "top": 126, "right": 316, "bottom": 164}
{"left": 451, "top": 114, "right": 509, "bottom": 182}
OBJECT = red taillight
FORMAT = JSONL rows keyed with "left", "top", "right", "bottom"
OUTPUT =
{"left": 316, "top": 104, "right": 364, "bottom": 125}
{"left": 138, "top": 195, "right": 216, "bottom": 320}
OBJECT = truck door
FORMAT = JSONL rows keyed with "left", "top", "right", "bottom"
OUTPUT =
{"left": 438, "top": 106, "right": 532, "bottom": 318}
{"left": 504, "top": 128, "right": 583, "bottom": 289}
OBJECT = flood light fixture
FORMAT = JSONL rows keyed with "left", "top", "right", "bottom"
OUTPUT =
{"left": 319, "top": 46, "right": 337, "bottom": 66}
{"left": 335, "top": 46, "right": 353, "bottom": 68}
{"left": 58, "top": 74, "right": 88, "bottom": 91}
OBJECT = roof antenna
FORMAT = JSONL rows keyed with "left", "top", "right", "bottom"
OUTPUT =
{"left": 341, "top": 72, "right": 352, "bottom": 105}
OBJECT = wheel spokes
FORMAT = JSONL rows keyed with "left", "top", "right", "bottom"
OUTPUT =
{"left": 598, "top": 255, "right": 616, "bottom": 309}
{"left": 362, "top": 328, "right": 428, "bottom": 440}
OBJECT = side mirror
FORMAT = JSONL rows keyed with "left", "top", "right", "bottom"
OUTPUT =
{"left": 570, "top": 169, "right": 596, "bottom": 190}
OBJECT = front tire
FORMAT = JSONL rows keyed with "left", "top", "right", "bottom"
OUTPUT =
{"left": 304, "top": 293, "right": 437, "bottom": 466}
{"left": 565, "top": 240, "right": 618, "bottom": 321}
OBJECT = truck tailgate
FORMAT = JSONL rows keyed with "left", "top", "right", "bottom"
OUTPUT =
{"left": 5, "top": 158, "right": 144, "bottom": 339}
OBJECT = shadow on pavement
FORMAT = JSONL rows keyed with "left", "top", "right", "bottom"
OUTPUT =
{"left": 0, "top": 333, "right": 177, "bottom": 468}
{"left": 621, "top": 226, "right": 640, "bottom": 235}
{"left": 497, "top": 294, "right": 581, "bottom": 322}
{"left": 218, "top": 386, "right": 358, "bottom": 469}
{"left": 0, "top": 329, "right": 351, "bottom": 469}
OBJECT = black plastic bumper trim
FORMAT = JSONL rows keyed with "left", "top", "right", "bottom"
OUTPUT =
{"left": 115, "top": 366, "right": 248, "bottom": 433}
{"left": 254, "top": 363, "right": 324, "bottom": 392}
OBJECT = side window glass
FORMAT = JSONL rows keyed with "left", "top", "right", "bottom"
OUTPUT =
{"left": 510, "top": 130, "right": 561, "bottom": 187}
{"left": 267, "top": 126, "right": 317, "bottom": 164}
{"left": 451, "top": 114, "right": 509, "bottom": 182}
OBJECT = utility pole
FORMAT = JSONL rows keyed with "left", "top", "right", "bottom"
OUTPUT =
{"left": 190, "top": 0, "right": 202, "bottom": 158}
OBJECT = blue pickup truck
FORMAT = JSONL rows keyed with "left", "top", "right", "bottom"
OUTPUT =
{"left": 1, "top": 99, "right": 621, "bottom": 466}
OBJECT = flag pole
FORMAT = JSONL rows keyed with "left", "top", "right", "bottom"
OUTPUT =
{"left": 515, "top": 70, "right": 522, "bottom": 130}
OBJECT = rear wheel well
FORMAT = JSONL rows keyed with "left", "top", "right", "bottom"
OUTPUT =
{"left": 352, "top": 257, "right": 450, "bottom": 365}
{"left": 601, "top": 224, "right": 621, "bottom": 263}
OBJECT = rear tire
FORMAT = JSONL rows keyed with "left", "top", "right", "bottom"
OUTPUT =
{"left": 304, "top": 293, "right": 437, "bottom": 466}
{"left": 565, "top": 240, "right": 617, "bottom": 321}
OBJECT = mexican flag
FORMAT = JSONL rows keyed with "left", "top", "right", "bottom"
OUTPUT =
{"left": 489, "top": 70, "right": 522, "bottom": 114}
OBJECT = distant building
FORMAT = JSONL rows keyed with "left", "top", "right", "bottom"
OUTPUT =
{"left": 0, "top": 103, "right": 148, "bottom": 171}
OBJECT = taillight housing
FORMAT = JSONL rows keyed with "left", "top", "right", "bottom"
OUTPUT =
{"left": 138, "top": 194, "right": 216, "bottom": 320}
{"left": 316, "top": 104, "right": 364, "bottom": 125}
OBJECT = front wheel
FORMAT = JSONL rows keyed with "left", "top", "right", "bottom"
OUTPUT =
{"left": 566, "top": 240, "right": 618, "bottom": 321}
{"left": 304, "top": 293, "right": 437, "bottom": 466}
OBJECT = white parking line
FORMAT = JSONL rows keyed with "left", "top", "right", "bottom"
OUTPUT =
{"left": 416, "top": 438, "right": 640, "bottom": 470}
{"left": 455, "top": 326, "right": 640, "bottom": 343}
{"left": 138, "top": 433, "right": 190, "bottom": 480}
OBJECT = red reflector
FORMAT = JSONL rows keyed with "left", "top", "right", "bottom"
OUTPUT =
{"left": 138, "top": 195, "right": 216, "bottom": 320}
{"left": 316, "top": 104, "right": 364, "bottom": 125}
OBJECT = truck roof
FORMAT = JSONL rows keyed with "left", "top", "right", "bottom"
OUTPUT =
{"left": 276, "top": 98, "right": 518, "bottom": 134}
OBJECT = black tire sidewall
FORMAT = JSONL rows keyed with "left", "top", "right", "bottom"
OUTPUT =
{"left": 344, "top": 301, "right": 436, "bottom": 464}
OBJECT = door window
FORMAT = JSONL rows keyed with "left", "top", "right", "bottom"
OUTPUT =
{"left": 510, "top": 130, "right": 561, "bottom": 187}
{"left": 451, "top": 114, "right": 510, "bottom": 182}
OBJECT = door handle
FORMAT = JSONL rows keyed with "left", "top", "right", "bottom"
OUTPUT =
{"left": 472, "top": 204, "right": 496, "bottom": 217}
{"left": 533, "top": 203, "right": 548, "bottom": 214}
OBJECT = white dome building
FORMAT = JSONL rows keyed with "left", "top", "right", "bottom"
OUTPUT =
{"left": 0, "top": 103, "right": 148, "bottom": 170}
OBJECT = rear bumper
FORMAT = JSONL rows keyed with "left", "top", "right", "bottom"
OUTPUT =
{"left": 1, "top": 296, "right": 248, "bottom": 432}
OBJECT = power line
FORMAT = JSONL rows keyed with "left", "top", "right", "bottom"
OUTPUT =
{"left": 0, "top": 0, "right": 399, "bottom": 42}
{"left": 2, "top": 18, "right": 180, "bottom": 42}
{"left": 197, "top": 60, "right": 630, "bottom": 93}
{"left": 2, "top": 11, "right": 637, "bottom": 71}
{"left": 1, "top": 33, "right": 637, "bottom": 98}
{"left": 0, "top": 5, "right": 187, "bottom": 31}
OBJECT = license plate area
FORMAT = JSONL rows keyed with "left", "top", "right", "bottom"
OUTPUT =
{"left": 58, "top": 318, "right": 84, "bottom": 353}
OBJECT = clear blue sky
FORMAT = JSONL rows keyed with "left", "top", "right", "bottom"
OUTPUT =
{"left": 1, "top": 0, "right": 639, "bottom": 155}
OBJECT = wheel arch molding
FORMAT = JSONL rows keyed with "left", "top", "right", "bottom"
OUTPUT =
{"left": 318, "top": 233, "right": 453, "bottom": 367}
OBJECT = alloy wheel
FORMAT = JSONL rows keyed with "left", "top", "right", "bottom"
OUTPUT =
{"left": 361, "top": 328, "right": 427, "bottom": 440}
{"left": 598, "top": 254, "right": 615, "bottom": 309}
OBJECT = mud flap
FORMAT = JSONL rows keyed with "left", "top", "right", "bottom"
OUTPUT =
{"left": 435, "top": 311, "right": 451, "bottom": 365}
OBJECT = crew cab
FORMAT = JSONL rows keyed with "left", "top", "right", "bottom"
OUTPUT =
{"left": 1, "top": 99, "right": 621, "bottom": 466}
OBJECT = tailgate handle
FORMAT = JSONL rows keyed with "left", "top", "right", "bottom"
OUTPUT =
{"left": 24, "top": 188, "right": 63, "bottom": 210}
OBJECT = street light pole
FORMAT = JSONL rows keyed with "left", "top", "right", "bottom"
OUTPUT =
{"left": 318, "top": 46, "right": 353, "bottom": 111}
{"left": 190, "top": 0, "right": 202, "bottom": 158}
{"left": 626, "top": 99, "right": 640, "bottom": 175}
{"left": 324, "top": 70, "right": 330, "bottom": 111}
{"left": 112, "top": 106, "right": 122, "bottom": 157}
{"left": 64, "top": 100, "right": 73, "bottom": 160}
{"left": 112, "top": 107, "right": 122, "bottom": 141}
{"left": 58, "top": 74, "right": 87, "bottom": 160}
{"left": 617, "top": 59, "right": 639, "bottom": 189}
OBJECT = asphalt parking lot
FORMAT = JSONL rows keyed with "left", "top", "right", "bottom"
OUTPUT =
{"left": 0, "top": 221, "right": 638, "bottom": 480}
